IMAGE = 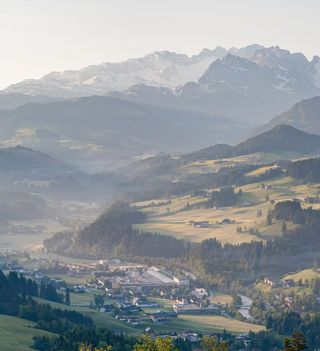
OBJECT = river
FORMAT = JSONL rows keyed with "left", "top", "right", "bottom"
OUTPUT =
{"left": 237, "top": 294, "right": 254, "bottom": 321}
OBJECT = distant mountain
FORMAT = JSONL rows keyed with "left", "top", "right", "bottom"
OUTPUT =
{"left": 0, "top": 93, "right": 56, "bottom": 110}
{"left": 3, "top": 45, "right": 263, "bottom": 98}
{"left": 0, "top": 145, "right": 74, "bottom": 173}
{"left": 257, "top": 96, "right": 320, "bottom": 135}
{"left": 107, "top": 47, "right": 320, "bottom": 123}
{"left": 0, "top": 191, "right": 48, "bottom": 220}
{"left": 117, "top": 125, "right": 320, "bottom": 184}
{"left": 0, "top": 145, "right": 94, "bottom": 199}
{"left": 183, "top": 125, "right": 320, "bottom": 161}
{"left": 0, "top": 95, "right": 247, "bottom": 171}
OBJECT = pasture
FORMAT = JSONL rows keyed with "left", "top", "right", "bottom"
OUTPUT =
{"left": 134, "top": 175, "right": 310, "bottom": 244}
{"left": 0, "top": 315, "right": 54, "bottom": 351}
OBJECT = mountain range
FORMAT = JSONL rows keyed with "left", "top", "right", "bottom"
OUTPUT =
{"left": 2, "top": 44, "right": 320, "bottom": 124}
{"left": 3, "top": 44, "right": 264, "bottom": 98}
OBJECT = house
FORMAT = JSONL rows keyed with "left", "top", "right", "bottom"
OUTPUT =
{"left": 117, "top": 303, "right": 140, "bottom": 313}
{"left": 235, "top": 335, "right": 253, "bottom": 348}
{"left": 132, "top": 297, "right": 160, "bottom": 308}
{"left": 259, "top": 183, "right": 272, "bottom": 190}
{"left": 173, "top": 276, "right": 190, "bottom": 287}
{"left": 191, "top": 288, "right": 207, "bottom": 299}
{"left": 127, "top": 318, "right": 140, "bottom": 326}
{"left": 190, "top": 221, "right": 210, "bottom": 228}
{"left": 150, "top": 312, "right": 170, "bottom": 324}
{"left": 241, "top": 202, "right": 251, "bottom": 207}
{"left": 282, "top": 279, "right": 295, "bottom": 288}
{"left": 99, "top": 304, "right": 114, "bottom": 313}
{"left": 221, "top": 218, "right": 234, "bottom": 224}
{"left": 73, "top": 284, "right": 86, "bottom": 293}
{"left": 263, "top": 277, "right": 277, "bottom": 287}
{"left": 149, "top": 311, "right": 177, "bottom": 324}
{"left": 173, "top": 303, "right": 220, "bottom": 315}
{"left": 179, "top": 331, "right": 200, "bottom": 343}
{"left": 144, "top": 327, "right": 153, "bottom": 334}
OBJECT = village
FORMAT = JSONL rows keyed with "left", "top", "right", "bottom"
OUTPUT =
{"left": 0, "top": 252, "right": 259, "bottom": 344}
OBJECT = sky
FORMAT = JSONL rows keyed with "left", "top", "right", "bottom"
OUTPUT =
{"left": 1, "top": 0, "right": 320, "bottom": 89}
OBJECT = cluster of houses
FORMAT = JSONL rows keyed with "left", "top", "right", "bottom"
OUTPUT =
{"left": 188, "top": 218, "right": 235, "bottom": 229}
{"left": 78, "top": 264, "right": 226, "bottom": 327}
{"left": 262, "top": 277, "right": 295, "bottom": 288}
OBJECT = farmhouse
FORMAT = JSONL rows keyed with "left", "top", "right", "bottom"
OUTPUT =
{"left": 173, "top": 276, "right": 190, "bottom": 287}
{"left": 149, "top": 311, "right": 177, "bottom": 324}
{"left": 221, "top": 218, "right": 234, "bottom": 224}
{"left": 173, "top": 303, "right": 220, "bottom": 315}
{"left": 190, "top": 221, "right": 210, "bottom": 228}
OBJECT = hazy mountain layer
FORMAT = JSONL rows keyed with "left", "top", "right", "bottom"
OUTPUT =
{"left": 0, "top": 96, "right": 248, "bottom": 172}
{"left": 257, "top": 96, "right": 320, "bottom": 135}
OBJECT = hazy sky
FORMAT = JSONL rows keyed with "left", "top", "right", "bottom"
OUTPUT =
{"left": 1, "top": 0, "right": 320, "bottom": 89}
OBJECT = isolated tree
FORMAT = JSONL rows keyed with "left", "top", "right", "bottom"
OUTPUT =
{"left": 65, "top": 287, "right": 70, "bottom": 305}
{"left": 282, "top": 221, "right": 287, "bottom": 234}
{"left": 284, "top": 338, "right": 294, "bottom": 351}
{"left": 94, "top": 294, "right": 105, "bottom": 309}
{"left": 267, "top": 210, "right": 272, "bottom": 226}
{"left": 284, "top": 332, "right": 307, "bottom": 351}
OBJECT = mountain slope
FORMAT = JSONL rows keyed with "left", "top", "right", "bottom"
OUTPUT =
{"left": 0, "top": 145, "right": 74, "bottom": 173}
{"left": 257, "top": 96, "right": 320, "bottom": 135}
{"left": 183, "top": 125, "right": 320, "bottom": 161}
{"left": 0, "top": 145, "right": 96, "bottom": 200}
{"left": 0, "top": 93, "right": 56, "bottom": 110}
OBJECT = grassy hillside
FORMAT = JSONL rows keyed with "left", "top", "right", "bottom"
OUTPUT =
{"left": 284, "top": 268, "right": 320, "bottom": 282}
{"left": 134, "top": 175, "right": 320, "bottom": 244}
{"left": 0, "top": 315, "right": 54, "bottom": 351}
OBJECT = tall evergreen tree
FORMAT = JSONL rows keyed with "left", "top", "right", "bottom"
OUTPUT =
{"left": 65, "top": 287, "right": 71, "bottom": 305}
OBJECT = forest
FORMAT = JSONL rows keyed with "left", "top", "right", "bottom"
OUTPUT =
{"left": 45, "top": 203, "right": 187, "bottom": 258}
{"left": 287, "top": 157, "right": 320, "bottom": 182}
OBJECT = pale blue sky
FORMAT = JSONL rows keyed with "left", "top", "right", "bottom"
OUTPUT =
{"left": 1, "top": 0, "right": 319, "bottom": 88}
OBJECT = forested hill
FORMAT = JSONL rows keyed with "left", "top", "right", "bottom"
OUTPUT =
{"left": 0, "top": 145, "right": 76, "bottom": 173}
{"left": 183, "top": 125, "right": 320, "bottom": 162}
{"left": 287, "top": 157, "right": 320, "bottom": 182}
{"left": 44, "top": 203, "right": 187, "bottom": 258}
